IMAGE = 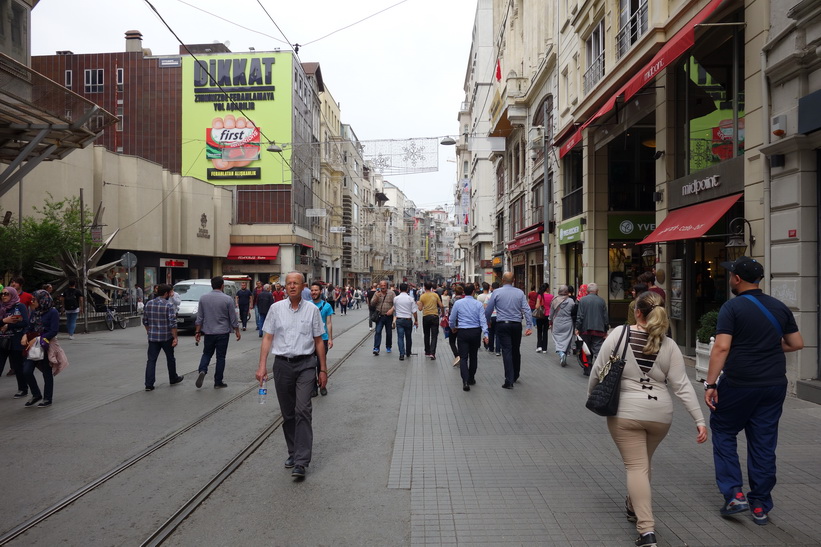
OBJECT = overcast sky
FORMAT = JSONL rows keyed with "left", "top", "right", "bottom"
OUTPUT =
{"left": 32, "top": 0, "right": 477, "bottom": 211}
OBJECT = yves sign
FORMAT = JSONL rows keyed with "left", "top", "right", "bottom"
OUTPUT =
{"left": 608, "top": 214, "right": 656, "bottom": 240}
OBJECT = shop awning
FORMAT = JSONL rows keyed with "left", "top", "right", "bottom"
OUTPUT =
{"left": 226, "top": 245, "right": 279, "bottom": 260}
{"left": 558, "top": 0, "right": 727, "bottom": 158}
{"left": 638, "top": 193, "right": 741, "bottom": 245}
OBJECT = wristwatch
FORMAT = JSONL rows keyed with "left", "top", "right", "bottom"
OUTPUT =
{"left": 704, "top": 381, "right": 718, "bottom": 390}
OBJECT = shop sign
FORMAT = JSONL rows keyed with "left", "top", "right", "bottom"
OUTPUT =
{"left": 511, "top": 254, "right": 526, "bottom": 266}
{"left": 668, "top": 156, "right": 743, "bottom": 209}
{"left": 558, "top": 218, "right": 583, "bottom": 244}
{"left": 681, "top": 175, "right": 720, "bottom": 197}
{"left": 491, "top": 256, "right": 503, "bottom": 267}
{"left": 161, "top": 258, "right": 189, "bottom": 268}
{"left": 507, "top": 231, "right": 542, "bottom": 251}
{"left": 608, "top": 214, "right": 656, "bottom": 240}
{"left": 480, "top": 260, "right": 493, "bottom": 268}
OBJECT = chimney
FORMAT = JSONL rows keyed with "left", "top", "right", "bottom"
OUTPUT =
{"left": 125, "top": 30, "right": 143, "bottom": 53}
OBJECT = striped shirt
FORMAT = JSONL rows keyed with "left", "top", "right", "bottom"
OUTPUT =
{"left": 628, "top": 330, "right": 657, "bottom": 373}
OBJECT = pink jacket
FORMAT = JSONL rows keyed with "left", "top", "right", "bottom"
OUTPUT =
{"left": 48, "top": 338, "right": 69, "bottom": 375}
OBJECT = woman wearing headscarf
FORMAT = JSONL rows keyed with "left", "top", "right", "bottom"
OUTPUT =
{"left": 587, "top": 291, "right": 707, "bottom": 547}
{"left": 548, "top": 285, "right": 575, "bottom": 366}
{"left": 21, "top": 290, "right": 60, "bottom": 407}
{"left": 0, "top": 287, "right": 30, "bottom": 397}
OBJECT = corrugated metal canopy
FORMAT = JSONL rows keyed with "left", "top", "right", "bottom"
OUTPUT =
{"left": 0, "top": 52, "right": 117, "bottom": 196}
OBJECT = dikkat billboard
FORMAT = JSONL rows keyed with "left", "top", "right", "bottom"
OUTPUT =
{"left": 181, "top": 52, "right": 293, "bottom": 185}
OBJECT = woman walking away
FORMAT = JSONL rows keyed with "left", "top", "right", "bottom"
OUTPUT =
{"left": 0, "top": 287, "right": 30, "bottom": 398}
{"left": 587, "top": 291, "right": 707, "bottom": 547}
{"left": 548, "top": 285, "right": 575, "bottom": 366}
{"left": 21, "top": 290, "right": 60, "bottom": 407}
{"left": 535, "top": 284, "right": 552, "bottom": 353}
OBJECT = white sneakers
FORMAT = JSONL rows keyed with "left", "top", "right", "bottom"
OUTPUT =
{"left": 536, "top": 347, "right": 543, "bottom": 353}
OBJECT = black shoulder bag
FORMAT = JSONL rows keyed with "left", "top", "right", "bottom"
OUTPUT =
{"left": 585, "top": 325, "right": 630, "bottom": 416}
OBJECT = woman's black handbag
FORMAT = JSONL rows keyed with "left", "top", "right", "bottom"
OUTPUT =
{"left": 585, "top": 326, "right": 630, "bottom": 416}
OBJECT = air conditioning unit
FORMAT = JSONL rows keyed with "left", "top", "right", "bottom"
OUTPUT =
{"left": 528, "top": 126, "right": 544, "bottom": 150}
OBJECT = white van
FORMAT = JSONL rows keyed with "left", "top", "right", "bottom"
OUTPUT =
{"left": 173, "top": 279, "right": 239, "bottom": 331}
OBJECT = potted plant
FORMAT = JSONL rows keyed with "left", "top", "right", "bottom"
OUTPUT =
{"left": 695, "top": 310, "right": 719, "bottom": 382}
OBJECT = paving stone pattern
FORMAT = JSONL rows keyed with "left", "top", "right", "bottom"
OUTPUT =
{"left": 388, "top": 335, "right": 821, "bottom": 546}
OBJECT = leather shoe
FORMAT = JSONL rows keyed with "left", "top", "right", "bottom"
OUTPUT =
{"left": 171, "top": 376, "right": 184, "bottom": 385}
{"left": 25, "top": 396, "right": 42, "bottom": 407}
{"left": 291, "top": 464, "right": 306, "bottom": 479}
{"left": 468, "top": 379, "right": 476, "bottom": 385}
{"left": 399, "top": 355, "right": 404, "bottom": 361}
{"left": 214, "top": 382, "right": 228, "bottom": 388}
{"left": 284, "top": 456, "right": 295, "bottom": 468}
{"left": 145, "top": 386, "right": 155, "bottom": 391}
{"left": 502, "top": 382, "right": 513, "bottom": 389}
{"left": 463, "top": 383, "right": 470, "bottom": 392}
{"left": 195, "top": 371, "right": 205, "bottom": 388}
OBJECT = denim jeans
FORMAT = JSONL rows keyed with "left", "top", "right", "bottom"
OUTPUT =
{"left": 239, "top": 306, "right": 250, "bottom": 329}
{"left": 373, "top": 315, "right": 392, "bottom": 350}
{"left": 65, "top": 311, "right": 79, "bottom": 336}
{"left": 396, "top": 318, "right": 413, "bottom": 357}
{"left": 255, "top": 306, "right": 264, "bottom": 334}
{"left": 23, "top": 358, "right": 53, "bottom": 400}
{"left": 710, "top": 381, "right": 787, "bottom": 513}
{"left": 145, "top": 338, "right": 178, "bottom": 387}
{"left": 198, "top": 333, "right": 230, "bottom": 384}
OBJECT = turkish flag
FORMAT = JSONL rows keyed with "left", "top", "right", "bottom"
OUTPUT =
{"left": 495, "top": 59, "right": 502, "bottom": 81}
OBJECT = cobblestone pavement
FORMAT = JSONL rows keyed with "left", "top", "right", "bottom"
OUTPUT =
{"left": 387, "top": 326, "right": 821, "bottom": 546}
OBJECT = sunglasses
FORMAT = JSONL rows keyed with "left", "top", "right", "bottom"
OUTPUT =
{"left": 0, "top": 292, "right": 9, "bottom": 296}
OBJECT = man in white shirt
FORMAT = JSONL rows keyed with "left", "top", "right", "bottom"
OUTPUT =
{"left": 256, "top": 271, "right": 326, "bottom": 480}
{"left": 392, "top": 283, "right": 418, "bottom": 361}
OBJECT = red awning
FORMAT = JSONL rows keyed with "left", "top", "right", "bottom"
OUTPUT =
{"left": 558, "top": 0, "right": 727, "bottom": 158}
{"left": 226, "top": 245, "right": 279, "bottom": 260}
{"left": 638, "top": 193, "right": 741, "bottom": 245}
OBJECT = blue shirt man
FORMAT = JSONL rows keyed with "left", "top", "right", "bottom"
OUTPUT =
{"left": 310, "top": 281, "right": 334, "bottom": 397}
{"left": 450, "top": 283, "right": 489, "bottom": 391}
{"left": 484, "top": 272, "right": 533, "bottom": 389}
{"left": 705, "top": 256, "right": 803, "bottom": 523}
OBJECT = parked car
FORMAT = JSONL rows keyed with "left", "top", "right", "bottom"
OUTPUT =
{"left": 173, "top": 279, "right": 239, "bottom": 331}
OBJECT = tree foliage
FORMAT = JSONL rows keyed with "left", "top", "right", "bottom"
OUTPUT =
{"left": 0, "top": 194, "right": 91, "bottom": 288}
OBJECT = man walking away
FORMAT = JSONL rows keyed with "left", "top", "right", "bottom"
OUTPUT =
{"left": 484, "top": 272, "right": 532, "bottom": 389}
{"left": 418, "top": 282, "right": 443, "bottom": 360}
{"left": 449, "top": 283, "right": 488, "bottom": 391}
{"left": 705, "top": 256, "right": 803, "bottom": 526}
{"left": 257, "top": 272, "right": 327, "bottom": 480}
{"left": 236, "top": 281, "right": 253, "bottom": 331}
{"left": 370, "top": 280, "right": 395, "bottom": 355}
{"left": 142, "top": 284, "right": 184, "bottom": 390}
{"left": 310, "top": 281, "right": 334, "bottom": 396}
{"left": 194, "top": 276, "right": 241, "bottom": 388}
{"left": 255, "top": 284, "right": 274, "bottom": 338}
{"left": 60, "top": 279, "right": 84, "bottom": 340}
{"left": 393, "top": 283, "right": 417, "bottom": 361}
{"left": 575, "top": 282, "right": 609, "bottom": 376}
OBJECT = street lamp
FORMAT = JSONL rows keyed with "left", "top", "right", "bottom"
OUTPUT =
{"left": 641, "top": 245, "right": 656, "bottom": 268}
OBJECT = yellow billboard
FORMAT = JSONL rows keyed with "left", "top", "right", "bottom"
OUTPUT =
{"left": 181, "top": 52, "right": 293, "bottom": 185}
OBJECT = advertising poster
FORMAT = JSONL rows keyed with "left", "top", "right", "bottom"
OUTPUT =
{"left": 181, "top": 52, "right": 293, "bottom": 185}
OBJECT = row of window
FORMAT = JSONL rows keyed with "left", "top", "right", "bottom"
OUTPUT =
{"left": 64, "top": 68, "right": 124, "bottom": 93}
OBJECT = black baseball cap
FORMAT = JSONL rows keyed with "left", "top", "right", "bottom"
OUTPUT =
{"left": 720, "top": 256, "right": 764, "bottom": 283}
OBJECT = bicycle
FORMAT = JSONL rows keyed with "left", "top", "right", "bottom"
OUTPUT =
{"left": 95, "top": 302, "right": 127, "bottom": 330}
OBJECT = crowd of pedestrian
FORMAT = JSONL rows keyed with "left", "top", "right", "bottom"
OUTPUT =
{"left": 1, "top": 256, "right": 806, "bottom": 545}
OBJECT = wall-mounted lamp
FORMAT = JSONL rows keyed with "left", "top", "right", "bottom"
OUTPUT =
{"left": 653, "top": 150, "right": 665, "bottom": 160}
{"left": 641, "top": 245, "right": 656, "bottom": 267}
{"left": 652, "top": 190, "right": 664, "bottom": 202}
{"left": 723, "top": 217, "right": 755, "bottom": 261}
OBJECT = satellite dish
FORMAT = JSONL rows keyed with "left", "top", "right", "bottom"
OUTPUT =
{"left": 224, "top": 40, "right": 231, "bottom": 48}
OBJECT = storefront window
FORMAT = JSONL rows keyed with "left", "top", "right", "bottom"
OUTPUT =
{"left": 676, "top": 18, "right": 745, "bottom": 176}
{"left": 607, "top": 243, "right": 649, "bottom": 325}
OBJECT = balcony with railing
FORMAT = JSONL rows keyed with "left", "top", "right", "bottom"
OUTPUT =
{"left": 583, "top": 53, "right": 605, "bottom": 95}
{"left": 616, "top": 2, "right": 649, "bottom": 60}
{"left": 562, "top": 188, "right": 583, "bottom": 220}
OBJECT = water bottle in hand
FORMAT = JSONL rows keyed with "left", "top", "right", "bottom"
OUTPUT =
{"left": 258, "top": 378, "right": 267, "bottom": 405}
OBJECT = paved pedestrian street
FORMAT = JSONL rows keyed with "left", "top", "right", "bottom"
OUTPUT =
{"left": 2, "top": 311, "right": 820, "bottom": 546}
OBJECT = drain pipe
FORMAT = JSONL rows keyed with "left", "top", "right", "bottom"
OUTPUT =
{"left": 760, "top": 18, "right": 772, "bottom": 287}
